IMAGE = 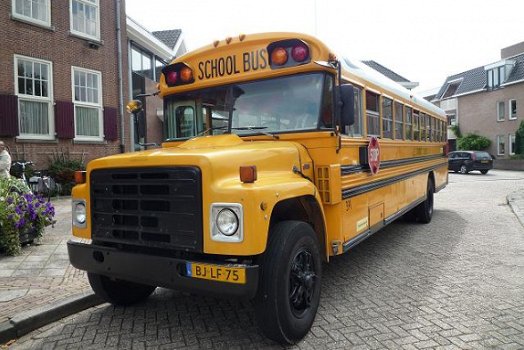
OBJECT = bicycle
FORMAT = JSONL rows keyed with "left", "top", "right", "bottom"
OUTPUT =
{"left": 13, "top": 161, "right": 57, "bottom": 201}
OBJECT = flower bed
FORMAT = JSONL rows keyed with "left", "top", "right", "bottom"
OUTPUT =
{"left": 0, "top": 177, "right": 56, "bottom": 255}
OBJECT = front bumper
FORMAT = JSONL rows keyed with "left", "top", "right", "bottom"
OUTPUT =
{"left": 68, "top": 241, "right": 259, "bottom": 299}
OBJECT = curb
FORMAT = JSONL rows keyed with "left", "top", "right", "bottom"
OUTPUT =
{"left": 507, "top": 192, "right": 524, "bottom": 227}
{"left": 0, "top": 292, "right": 103, "bottom": 345}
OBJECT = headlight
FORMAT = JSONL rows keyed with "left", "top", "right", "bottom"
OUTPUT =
{"left": 210, "top": 203, "right": 243, "bottom": 242}
{"left": 216, "top": 208, "right": 238, "bottom": 236}
{"left": 72, "top": 200, "right": 87, "bottom": 228}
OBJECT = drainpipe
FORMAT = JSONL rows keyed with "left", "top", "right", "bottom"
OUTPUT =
{"left": 116, "top": 0, "right": 125, "bottom": 153}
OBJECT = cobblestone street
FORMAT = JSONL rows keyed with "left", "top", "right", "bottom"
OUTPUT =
{"left": 8, "top": 170, "right": 524, "bottom": 349}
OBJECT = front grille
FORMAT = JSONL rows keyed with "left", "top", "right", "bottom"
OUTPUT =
{"left": 90, "top": 167, "right": 203, "bottom": 252}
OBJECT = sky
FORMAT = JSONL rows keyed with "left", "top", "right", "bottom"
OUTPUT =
{"left": 125, "top": 0, "right": 524, "bottom": 94}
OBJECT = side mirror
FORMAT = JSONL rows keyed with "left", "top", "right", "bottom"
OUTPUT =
{"left": 338, "top": 84, "right": 355, "bottom": 130}
{"left": 127, "top": 99, "right": 146, "bottom": 141}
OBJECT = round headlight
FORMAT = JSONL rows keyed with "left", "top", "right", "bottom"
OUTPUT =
{"left": 74, "top": 202, "right": 86, "bottom": 224}
{"left": 216, "top": 208, "right": 238, "bottom": 236}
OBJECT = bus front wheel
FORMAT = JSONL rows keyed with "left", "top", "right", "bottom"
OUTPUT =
{"left": 255, "top": 221, "right": 322, "bottom": 345}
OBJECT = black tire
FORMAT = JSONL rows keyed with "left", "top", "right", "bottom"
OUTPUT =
{"left": 413, "top": 177, "right": 434, "bottom": 224}
{"left": 459, "top": 164, "right": 469, "bottom": 174}
{"left": 255, "top": 221, "right": 322, "bottom": 345}
{"left": 88, "top": 272, "right": 156, "bottom": 306}
{"left": 480, "top": 170, "right": 489, "bottom": 174}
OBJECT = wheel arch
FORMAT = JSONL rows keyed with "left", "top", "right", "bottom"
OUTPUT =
{"left": 269, "top": 195, "right": 328, "bottom": 262}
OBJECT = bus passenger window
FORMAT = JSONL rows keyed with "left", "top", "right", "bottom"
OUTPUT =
{"left": 366, "top": 91, "right": 379, "bottom": 136}
{"left": 382, "top": 97, "right": 393, "bottom": 139}
{"left": 413, "top": 110, "right": 420, "bottom": 141}
{"left": 394, "top": 102, "right": 403, "bottom": 139}
{"left": 405, "top": 107, "right": 413, "bottom": 140}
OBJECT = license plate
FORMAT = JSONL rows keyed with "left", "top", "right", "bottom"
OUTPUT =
{"left": 481, "top": 160, "right": 488, "bottom": 163}
{"left": 186, "top": 262, "right": 246, "bottom": 284}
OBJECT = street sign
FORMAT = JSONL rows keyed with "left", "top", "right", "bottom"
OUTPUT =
{"left": 368, "top": 136, "right": 380, "bottom": 175}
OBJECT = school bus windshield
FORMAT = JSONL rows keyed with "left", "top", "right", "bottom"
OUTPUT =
{"left": 163, "top": 72, "right": 334, "bottom": 140}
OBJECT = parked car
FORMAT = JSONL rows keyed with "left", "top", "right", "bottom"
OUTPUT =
{"left": 448, "top": 151, "right": 493, "bottom": 174}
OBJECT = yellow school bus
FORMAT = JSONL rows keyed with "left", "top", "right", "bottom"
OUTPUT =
{"left": 68, "top": 32, "right": 448, "bottom": 344}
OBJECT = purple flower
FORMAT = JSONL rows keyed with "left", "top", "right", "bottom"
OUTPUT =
{"left": 7, "top": 197, "right": 13, "bottom": 204}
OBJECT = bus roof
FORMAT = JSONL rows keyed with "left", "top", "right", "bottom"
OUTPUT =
{"left": 341, "top": 57, "right": 446, "bottom": 118}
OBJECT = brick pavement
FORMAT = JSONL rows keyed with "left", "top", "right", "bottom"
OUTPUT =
{"left": 0, "top": 198, "right": 91, "bottom": 325}
{"left": 6, "top": 170, "right": 524, "bottom": 349}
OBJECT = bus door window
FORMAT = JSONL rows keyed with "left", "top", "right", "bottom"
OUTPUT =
{"left": 382, "top": 97, "right": 393, "bottom": 139}
{"left": 365, "top": 91, "right": 380, "bottom": 136}
{"left": 345, "top": 86, "right": 362, "bottom": 136}
{"left": 165, "top": 102, "right": 197, "bottom": 139}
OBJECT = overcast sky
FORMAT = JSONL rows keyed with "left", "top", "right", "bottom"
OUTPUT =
{"left": 125, "top": 0, "right": 524, "bottom": 94}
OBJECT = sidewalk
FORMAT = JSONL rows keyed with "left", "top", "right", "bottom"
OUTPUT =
{"left": 1, "top": 190, "right": 524, "bottom": 345}
{"left": 0, "top": 198, "right": 100, "bottom": 344}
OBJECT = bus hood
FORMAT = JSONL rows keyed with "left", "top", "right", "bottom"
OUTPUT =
{"left": 87, "top": 134, "right": 313, "bottom": 181}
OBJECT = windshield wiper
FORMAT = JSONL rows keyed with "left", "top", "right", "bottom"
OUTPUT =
{"left": 197, "top": 125, "right": 228, "bottom": 136}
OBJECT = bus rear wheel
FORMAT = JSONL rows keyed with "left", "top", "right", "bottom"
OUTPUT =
{"left": 414, "top": 178, "right": 434, "bottom": 224}
{"left": 88, "top": 273, "right": 156, "bottom": 306}
{"left": 255, "top": 221, "right": 322, "bottom": 345}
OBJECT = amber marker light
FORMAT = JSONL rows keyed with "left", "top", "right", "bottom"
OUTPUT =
{"left": 126, "top": 99, "right": 142, "bottom": 113}
{"left": 271, "top": 47, "right": 288, "bottom": 66}
{"left": 74, "top": 170, "right": 86, "bottom": 184}
{"left": 240, "top": 166, "right": 257, "bottom": 183}
{"left": 180, "top": 67, "right": 193, "bottom": 82}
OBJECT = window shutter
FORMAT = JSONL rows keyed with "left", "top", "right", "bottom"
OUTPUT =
{"left": 0, "top": 95, "right": 19, "bottom": 137}
{"left": 55, "top": 101, "right": 75, "bottom": 139}
{"left": 103, "top": 107, "right": 118, "bottom": 141}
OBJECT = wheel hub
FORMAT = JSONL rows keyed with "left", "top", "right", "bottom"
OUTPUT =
{"left": 289, "top": 250, "right": 317, "bottom": 317}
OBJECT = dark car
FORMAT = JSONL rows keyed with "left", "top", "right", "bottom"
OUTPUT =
{"left": 448, "top": 151, "right": 493, "bottom": 174}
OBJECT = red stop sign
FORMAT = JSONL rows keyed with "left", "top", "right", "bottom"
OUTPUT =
{"left": 368, "top": 136, "right": 381, "bottom": 175}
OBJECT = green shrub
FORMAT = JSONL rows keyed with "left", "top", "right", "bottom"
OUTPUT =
{"left": 515, "top": 121, "right": 524, "bottom": 155}
{"left": 457, "top": 133, "right": 491, "bottom": 151}
{"left": 47, "top": 151, "right": 85, "bottom": 196}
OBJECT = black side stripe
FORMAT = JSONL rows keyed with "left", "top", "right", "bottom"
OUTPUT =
{"left": 341, "top": 163, "right": 445, "bottom": 199}
{"left": 341, "top": 154, "right": 445, "bottom": 176}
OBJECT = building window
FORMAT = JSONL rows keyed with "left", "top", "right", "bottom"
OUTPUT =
{"left": 70, "top": 0, "right": 100, "bottom": 40}
{"left": 487, "top": 66, "right": 505, "bottom": 89}
{"left": 382, "top": 97, "right": 393, "bottom": 139}
{"left": 509, "top": 134, "right": 516, "bottom": 155}
{"left": 447, "top": 113, "right": 456, "bottom": 126}
{"left": 442, "top": 80, "right": 461, "bottom": 99}
{"left": 497, "top": 135, "right": 505, "bottom": 156}
{"left": 365, "top": 91, "right": 379, "bottom": 136}
{"left": 14, "top": 55, "right": 54, "bottom": 139}
{"left": 12, "top": 0, "right": 50, "bottom": 27}
{"left": 72, "top": 67, "right": 103, "bottom": 140}
{"left": 497, "top": 101, "right": 505, "bottom": 121}
{"left": 509, "top": 99, "right": 517, "bottom": 120}
{"left": 131, "top": 45, "right": 154, "bottom": 81}
{"left": 394, "top": 101, "right": 403, "bottom": 139}
{"left": 155, "top": 58, "right": 166, "bottom": 82}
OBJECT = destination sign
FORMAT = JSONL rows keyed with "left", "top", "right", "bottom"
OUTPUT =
{"left": 197, "top": 49, "right": 268, "bottom": 80}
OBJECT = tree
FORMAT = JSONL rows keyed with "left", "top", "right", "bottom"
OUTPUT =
{"left": 457, "top": 133, "right": 491, "bottom": 151}
{"left": 515, "top": 121, "right": 524, "bottom": 155}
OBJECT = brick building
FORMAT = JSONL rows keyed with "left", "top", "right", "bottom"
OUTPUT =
{"left": 434, "top": 42, "right": 524, "bottom": 158}
{"left": 0, "top": 0, "right": 129, "bottom": 169}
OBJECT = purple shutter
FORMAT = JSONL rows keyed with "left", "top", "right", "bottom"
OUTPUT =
{"left": 55, "top": 101, "right": 75, "bottom": 139}
{"left": 103, "top": 107, "right": 118, "bottom": 141}
{"left": 0, "top": 95, "right": 19, "bottom": 137}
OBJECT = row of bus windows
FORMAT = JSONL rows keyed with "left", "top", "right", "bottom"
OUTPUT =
{"left": 346, "top": 88, "right": 447, "bottom": 142}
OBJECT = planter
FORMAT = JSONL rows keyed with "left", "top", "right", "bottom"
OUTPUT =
{"left": 19, "top": 227, "right": 40, "bottom": 245}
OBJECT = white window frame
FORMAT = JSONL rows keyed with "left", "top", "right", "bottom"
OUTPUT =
{"left": 14, "top": 55, "right": 54, "bottom": 140}
{"left": 509, "top": 134, "right": 516, "bottom": 155}
{"left": 11, "top": 0, "right": 51, "bottom": 28}
{"left": 69, "top": 0, "right": 100, "bottom": 41}
{"left": 72, "top": 66, "right": 103, "bottom": 141}
{"left": 509, "top": 99, "right": 517, "bottom": 120}
{"left": 497, "top": 135, "right": 506, "bottom": 156}
{"left": 497, "top": 101, "right": 505, "bottom": 121}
